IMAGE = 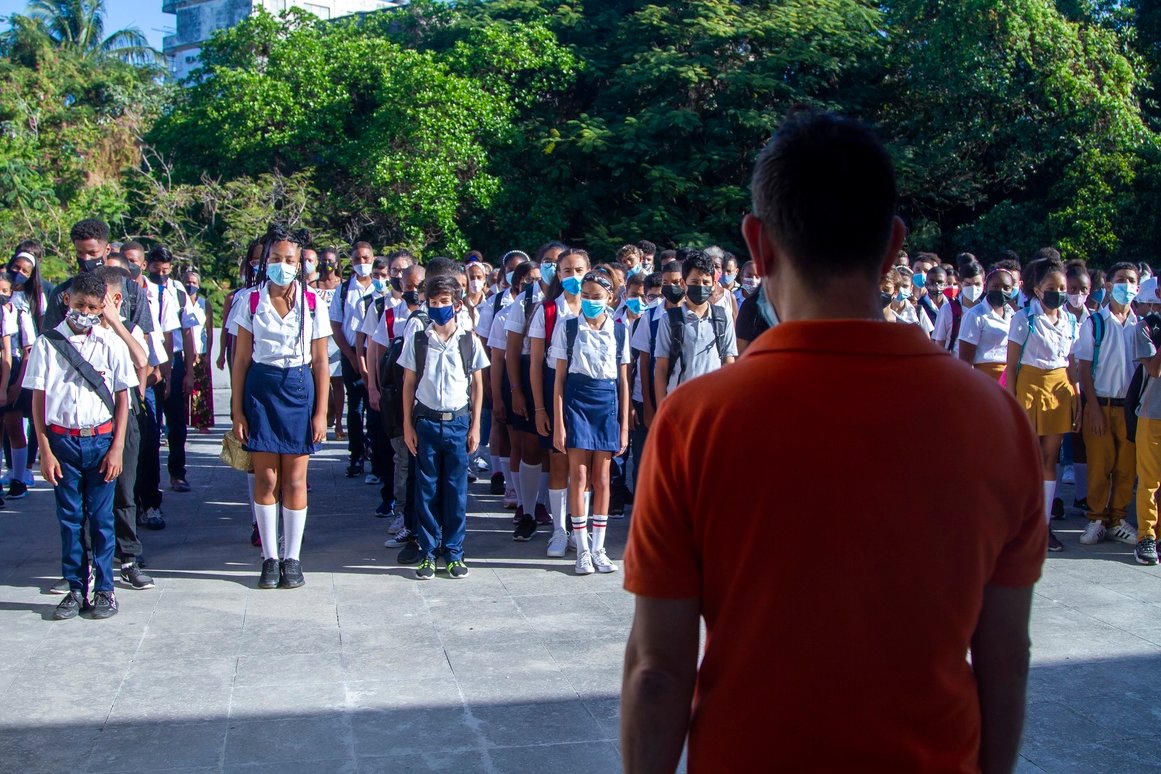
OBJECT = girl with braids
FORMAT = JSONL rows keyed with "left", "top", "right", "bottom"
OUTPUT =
{"left": 5, "top": 241, "right": 48, "bottom": 493}
{"left": 231, "top": 225, "right": 330, "bottom": 589}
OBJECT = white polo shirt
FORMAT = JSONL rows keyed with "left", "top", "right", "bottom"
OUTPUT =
{"left": 328, "top": 277, "right": 376, "bottom": 347}
{"left": 1009, "top": 307, "right": 1079, "bottom": 371}
{"left": 527, "top": 296, "right": 579, "bottom": 362}
{"left": 23, "top": 322, "right": 138, "bottom": 428}
{"left": 237, "top": 284, "right": 330, "bottom": 368}
{"left": 399, "top": 325, "right": 489, "bottom": 412}
{"left": 3, "top": 303, "right": 37, "bottom": 354}
{"left": 957, "top": 302, "right": 1013, "bottom": 364}
{"left": 548, "top": 314, "right": 632, "bottom": 380}
{"left": 1074, "top": 307, "right": 1138, "bottom": 399}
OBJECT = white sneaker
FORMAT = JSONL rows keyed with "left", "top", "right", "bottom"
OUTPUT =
{"left": 365, "top": 474, "right": 381, "bottom": 485}
{"left": 387, "top": 514, "right": 405, "bottom": 535}
{"left": 503, "top": 487, "right": 518, "bottom": 509}
{"left": 575, "top": 551, "right": 595, "bottom": 575}
{"left": 1079, "top": 521, "right": 1107, "bottom": 545}
{"left": 1109, "top": 521, "right": 1139, "bottom": 545}
{"left": 567, "top": 532, "right": 577, "bottom": 553}
{"left": 22, "top": 470, "right": 33, "bottom": 486}
{"left": 385, "top": 527, "right": 413, "bottom": 548}
{"left": 547, "top": 529, "right": 569, "bottom": 558}
{"left": 591, "top": 548, "right": 617, "bottom": 573}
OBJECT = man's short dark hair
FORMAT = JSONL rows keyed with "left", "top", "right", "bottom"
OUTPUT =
{"left": 121, "top": 240, "right": 144, "bottom": 254}
{"left": 658, "top": 249, "right": 677, "bottom": 264}
{"left": 643, "top": 272, "right": 664, "bottom": 292}
{"left": 681, "top": 250, "right": 714, "bottom": 280}
{"left": 425, "top": 257, "right": 458, "bottom": 279}
{"left": 70, "top": 219, "right": 110, "bottom": 244}
{"left": 751, "top": 111, "right": 897, "bottom": 288}
{"left": 1108, "top": 262, "right": 1139, "bottom": 279}
{"left": 424, "top": 275, "right": 462, "bottom": 302}
{"left": 69, "top": 271, "right": 108, "bottom": 300}
{"left": 637, "top": 240, "right": 657, "bottom": 257}
{"left": 352, "top": 241, "right": 375, "bottom": 254}
{"left": 97, "top": 265, "right": 132, "bottom": 286}
{"left": 991, "top": 258, "right": 1022, "bottom": 275}
{"left": 148, "top": 245, "right": 174, "bottom": 265}
{"left": 661, "top": 261, "right": 682, "bottom": 275}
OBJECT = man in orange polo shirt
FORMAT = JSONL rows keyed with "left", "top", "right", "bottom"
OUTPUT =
{"left": 621, "top": 112, "right": 1046, "bottom": 774}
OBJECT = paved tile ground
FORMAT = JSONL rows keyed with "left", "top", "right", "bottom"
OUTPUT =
{"left": 0, "top": 369, "right": 1158, "bottom": 772}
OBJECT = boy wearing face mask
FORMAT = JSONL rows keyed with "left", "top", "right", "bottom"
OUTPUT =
{"left": 329, "top": 242, "right": 378, "bottom": 479}
{"left": 26, "top": 271, "right": 139, "bottom": 620}
{"left": 401, "top": 275, "right": 488, "bottom": 580}
{"left": 1076, "top": 263, "right": 1140, "bottom": 547}
{"left": 934, "top": 261, "right": 985, "bottom": 353}
{"left": 653, "top": 251, "right": 737, "bottom": 407}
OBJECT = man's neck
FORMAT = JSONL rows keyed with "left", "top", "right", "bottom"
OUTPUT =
{"left": 354, "top": 274, "right": 371, "bottom": 287}
{"left": 686, "top": 301, "right": 709, "bottom": 318}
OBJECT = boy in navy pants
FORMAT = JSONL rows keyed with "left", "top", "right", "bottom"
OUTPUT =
{"left": 401, "top": 276, "right": 487, "bottom": 579}
{"left": 25, "top": 271, "right": 138, "bottom": 620}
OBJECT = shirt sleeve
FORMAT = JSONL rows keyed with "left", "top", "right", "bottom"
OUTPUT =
{"left": 1008, "top": 312, "right": 1030, "bottom": 346}
{"left": 654, "top": 313, "right": 673, "bottom": 359}
{"left": 958, "top": 307, "right": 983, "bottom": 346}
{"left": 505, "top": 303, "right": 527, "bottom": 335}
{"left": 548, "top": 316, "right": 568, "bottom": 364}
{"left": 1137, "top": 321, "right": 1158, "bottom": 362}
{"left": 236, "top": 293, "right": 255, "bottom": 334}
{"left": 623, "top": 395, "right": 701, "bottom": 598}
{"left": 477, "top": 298, "right": 496, "bottom": 338}
{"left": 932, "top": 303, "right": 951, "bottom": 342}
{"left": 469, "top": 334, "right": 489, "bottom": 373}
{"left": 18, "top": 310, "right": 35, "bottom": 350}
{"left": 109, "top": 337, "right": 139, "bottom": 391}
{"left": 487, "top": 311, "right": 509, "bottom": 351}
{"left": 22, "top": 338, "right": 48, "bottom": 391}
{"left": 630, "top": 312, "right": 652, "bottom": 353}
{"left": 310, "top": 297, "right": 330, "bottom": 341}
{"left": 721, "top": 314, "right": 738, "bottom": 358}
{"left": 1074, "top": 317, "right": 1095, "bottom": 362}
{"left": 328, "top": 284, "right": 345, "bottom": 323}
{"left": 527, "top": 304, "right": 547, "bottom": 340}
{"left": 619, "top": 324, "right": 632, "bottom": 365}
{"left": 399, "top": 328, "right": 418, "bottom": 373}
{"left": 359, "top": 303, "right": 381, "bottom": 337}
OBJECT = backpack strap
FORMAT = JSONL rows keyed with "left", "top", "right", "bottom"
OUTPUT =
{"left": 43, "top": 330, "right": 116, "bottom": 416}
{"left": 384, "top": 307, "right": 396, "bottom": 341}
{"left": 1013, "top": 307, "right": 1038, "bottom": 381}
{"left": 544, "top": 300, "right": 559, "bottom": 345}
{"left": 709, "top": 304, "right": 728, "bottom": 360}
{"left": 1091, "top": 313, "right": 1106, "bottom": 378}
{"left": 948, "top": 299, "right": 963, "bottom": 352}
{"left": 248, "top": 289, "right": 260, "bottom": 316}
{"left": 305, "top": 288, "right": 317, "bottom": 313}
{"left": 411, "top": 309, "right": 432, "bottom": 383}
{"left": 457, "top": 329, "right": 474, "bottom": 383}
{"left": 565, "top": 317, "right": 580, "bottom": 369}
{"left": 666, "top": 307, "right": 686, "bottom": 379}
{"left": 614, "top": 320, "right": 626, "bottom": 376}
{"left": 493, "top": 293, "right": 505, "bottom": 315}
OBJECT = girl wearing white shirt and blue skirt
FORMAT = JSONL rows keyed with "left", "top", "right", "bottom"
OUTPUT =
{"left": 552, "top": 272, "right": 631, "bottom": 575}
{"left": 231, "top": 225, "right": 330, "bottom": 590}
{"left": 1004, "top": 257, "right": 1079, "bottom": 552}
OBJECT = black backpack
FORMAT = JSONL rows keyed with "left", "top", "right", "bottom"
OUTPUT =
{"left": 666, "top": 304, "right": 729, "bottom": 385}
{"left": 378, "top": 309, "right": 475, "bottom": 437}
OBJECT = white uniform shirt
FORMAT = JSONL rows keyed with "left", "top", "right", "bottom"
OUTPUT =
{"left": 23, "top": 322, "right": 138, "bottom": 428}
{"left": 1074, "top": 308, "right": 1138, "bottom": 399}
{"left": 374, "top": 303, "right": 473, "bottom": 348}
{"left": 184, "top": 295, "right": 209, "bottom": 356}
{"left": 328, "top": 277, "right": 376, "bottom": 347}
{"left": 226, "top": 290, "right": 249, "bottom": 336}
{"left": 1009, "top": 308, "right": 1078, "bottom": 370}
{"left": 654, "top": 306, "right": 739, "bottom": 391}
{"left": 527, "top": 296, "right": 579, "bottom": 363}
{"left": 932, "top": 301, "right": 960, "bottom": 352}
{"left": 10, "top": 288, "right": 46, "bottom": 351}
{"left": 957, "top": 302, "right": 1013, "bottom": 364}
{"left": 548, "top": 314, "right": 632, "bottom": 380}
{"left": 487, "top": 303, "right": 515, "bottom": 352}
{"left": 399, "top": 324, "right": 488, "bottom": 412}
{"left": 359, "top": 292, "right": 396, "bottom": 344}
{"left": 237, "top": 283, "right": 330, "bottom": 369}
{"left": 895, "top": 302, "right": 920, "bottom": 327}
{"left": 503, "top": 296, "right": 541, "bottom": 356}
{"left": 3, "top": 303, "right": 37, "bottom": 354}
{"left": 476, "top": 290, "right": 516, "bottom": 346}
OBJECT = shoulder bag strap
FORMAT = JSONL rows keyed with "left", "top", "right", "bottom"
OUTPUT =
{"left": 43, "top": 330, "right": 116, "bottom": 416}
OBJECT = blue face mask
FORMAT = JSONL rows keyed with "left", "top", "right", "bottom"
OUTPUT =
{"left": 913, "top": 273, "right": 927, "bottom": 290}
{"left": 506, "top": 270, "right": 515, "bottom": 287}
{"left": 266, "top": 262, "right": 299, "bottom": 287}
{"left": 581, "top": 299, "right": 607, "bottom": 319}
{"left": 428, "top": 304, "right": 455, "bottom": 326}
{"left": 561, "top": 276, "right": 583, "bottom": 296}
{"left": 627, "top": 264, "right": 644, "bottom": 278}
{"left": 1112, "top": 282, "right": 1138, "bottom": 306}
{"left": 625, "top": 297, "right": 643, "bottom": 315}
{"left": 540, "top": 263, "right": 557, "bottom": 284}
{"left": 371, "top": 278, "right": 386, "bottom": 295}
{"left": 757, "top": 282, "right": 779, "bottom": 329}
{"left": 1091, "top": 288, "right": 1107, "bottom": 305}
{"left": 721, "top": 273, "right": 736, "bottom": 287}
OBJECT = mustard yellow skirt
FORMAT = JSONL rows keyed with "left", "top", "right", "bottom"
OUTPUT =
{"left": 975, "top": 362, "right": 1006, "bottom": 382}
{"left": 1015, "top": 365, "right": 1075, "bottom": 436}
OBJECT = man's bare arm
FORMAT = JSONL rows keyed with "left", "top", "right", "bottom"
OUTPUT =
{"left": 971, "top": 584, "right": 1034, "bottom": 774}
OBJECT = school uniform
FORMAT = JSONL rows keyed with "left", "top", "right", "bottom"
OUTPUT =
{"left": 238, "top": 283, "right": 330, "bottom": 455}
{"left": 1075, "top": 308, "right": 1138, "bottom": 525}
{"left": 476, "top": 289, "right": 516, "bottom": 348}
{"left": 328, "top": 277, "right": 377, "bottom": 467}
{"left": 503, "top": 290, "right": 547, "bottom": 436}
{"left": 932, "top": 300, "right": 968, "bottom": 355}
{"left": 549, "top": 314, "right": 632, "bottom": 453}
{"left": 527, "top": 297, "right": 577, "bottom": 450}
{"left": 23, "top": 322, "right": 138, "bottom": 594}
{"left": 186, "top": 294, "right": 215, "bottom": 430}
{"left": 1, "top": 300, "right": 37, "bottom": 417}
{"left": 654, "top": 306, "right": 738, "bottom": 392}
{"left": 895, "top": 302, "right": 921, "bottom": 327}
{"left": 1009, "top": 306, "right": 1079, "bottom": 436}
{"left": 957, "top": 302, "right": 1014, "bottom": 380}
{"left": 400, "top": 323, "right": 488, "bottom": 563}
{"left": 151, "top": 277, "right": 197, "bottom": 483}
{"left": 1134, "top": 322, "right": 1161, "bottom": 541}
{"left": 313, "top": 287, "right": 342, "bottom": 378}
{"left": 628, "top": 304, "right": 668, "bottom": 487}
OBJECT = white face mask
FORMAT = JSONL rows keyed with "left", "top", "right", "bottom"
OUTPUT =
{"left": 468, "top": 278, "right": 485, "bottom": 294}
{"left": 961, "top": 285, "right": 983, "bottom": 303}
{"left": 1067, "top": 292, "right": 1088, "bottom": 308}
{"left": 352, "top": 263, "right": 373, "bottom": 278}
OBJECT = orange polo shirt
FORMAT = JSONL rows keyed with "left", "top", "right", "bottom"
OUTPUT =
{"left": 624, "top": 320, "right": 1045, "bottom": 773}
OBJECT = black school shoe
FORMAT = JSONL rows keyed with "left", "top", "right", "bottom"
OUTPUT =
{"left": 6, "top": 480, "right": 27, "bottom": 500}
{"left": 53, "top": 591, "right": 85, "bottom": 620}
{"left": 279, "top": 559, "right": 305, "bottom": 589}
{"left": 489, "top": 473, "right": 505, "bottom": 495}
{"left": 513, "top": 514, "right": 537, "bottom": 542}
{"left": 258, "top": 559, "right": 280, "bottom": 589}
{"left": 345, "top": 460, "right": 364, "bottom": 478}
{"left": 1051, "top": 498, "right": 1065, "bottom": 520}
{"left": 89, "top": 590, "right": 118, "bottom": 620}
{"left": 397, "top": 541, "right": 423, "bottom": 565}
{"left": 1048, "top": 531, "right": 1065, "bottom": 552}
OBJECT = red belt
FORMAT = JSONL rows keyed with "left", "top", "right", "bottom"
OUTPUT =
{"left": 48, "top": 422, "right": 113, "bottom": 437}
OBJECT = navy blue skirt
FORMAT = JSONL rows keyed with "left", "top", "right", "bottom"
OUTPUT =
{"left": 503, "top": 354, "right": 538, "bottom": 435}
{"left": 564, "top": 373, "right": 620, "bottom": 453}
{"left": 539, "top": 365, "right": 556, "bottom": 450}
{"left": 244, "top": 363, "right": 318, "bottom": 456}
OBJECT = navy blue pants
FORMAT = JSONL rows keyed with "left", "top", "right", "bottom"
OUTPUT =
{"left": 630, "top": 400, "right": 648, "bottom": 493}
{"left": 414, "top": 415, "right": 469, "bottom": 562}
{"left": 49, "top": 432, "right": 116, "bottom": 592}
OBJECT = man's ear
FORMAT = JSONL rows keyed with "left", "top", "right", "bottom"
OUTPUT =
{"left": 878, "top": 217, "right": 909, "bottom": 277}
{"left": 742, "top": 214, "right": 774, "bottom": 278}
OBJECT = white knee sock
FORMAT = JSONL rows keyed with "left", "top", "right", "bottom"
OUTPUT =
{"left": 591, "top": 515, "right": 608, "bottom": 553}
{"left": 282, "top": 506, "right": 307, "bottom": 561}
{"left": 583, "top": 490, "right": 591, "bottom": 518}
{"left": 1075, "top": 463, "right": 1088, "bottom": 499}
{"left": 549, "top": 488, "right": 568, "bottom": 532}
{"left": 1043, "top": 480, "right": 1057, "bottom": 525}
{"left": 520, "top": 464, "right": 542, "bottom": 515}
{"left": 571, "top": 515, "right": 590, "bottom": 554}
{"left": 538, "top": 472, "right": 549, "bottom": 505}
{"left": 12, "top": 446, "right": 27, "bottom": 481}
{"left": 510, "top": 465, "right": 522, "bottom": 507}
{"left": 254, "top": 502, "right": 280, "bottom": 560}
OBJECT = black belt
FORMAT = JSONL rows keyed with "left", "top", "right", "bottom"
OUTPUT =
{"left": 414, "top": 404, "right": 470, "bottom": 422}
{"left": 1094, "top": 396, "right": 1126, "bottom": 408}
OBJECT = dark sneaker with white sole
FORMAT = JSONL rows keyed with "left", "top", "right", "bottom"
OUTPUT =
{"left": 258, "top": 559, "right": 280, "bottom": 589}
{"left": 53, "top": 591, "right": 85, "bottom": 620}
{"left": 6, "top": 480, "right": 27, "bottom": 500}
{"left": 89, "top": 590, "right": 118, "bottom": 620}
{"left": 49, "top": 578, "right": 71, "bottom": 595}
{"left": 1048, "top": 531, "right": 1065, "bottom": 552}
{"left": 447, "top": 560, "right": 470, "bottom": 579}
{"left": 415, "top": 558, "right": 436, "bottom": 580}
{"left": 513, "top": 514, "right": 537, "bottom": 542}
{"left": 1137, "top": 538, "right": 1159, "bottom": 566}
{"left": 279, "top": 559, "right": 305, "bottom": 589}
{"left": 120, "top": 563, "right": 155, "bottom": 590}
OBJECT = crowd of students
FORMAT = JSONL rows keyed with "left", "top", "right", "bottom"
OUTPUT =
{"left": 26, "top": 211, "right": 1157, "bottom": 620}
{"left": 883, "top": 248, "right": 1161, "bottom": 562}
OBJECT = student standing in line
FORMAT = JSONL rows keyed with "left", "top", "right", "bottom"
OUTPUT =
{"left": 552, "top": 271, "right": 631, "bottom": 575}
{"left": 957, "top": 268, "right": 1016, "bottom": 381}
{"left": 933, "top": 259, "right": 985, "bottom": 352}
{"left": 4, "top": 244, "right": 45, "bottom": 499}
{"left": 1076, "top": 263, "right": 1140, "bottom": 547}
{"left": 401, "top": 275, "right": 488, "bottom": 580}
{"left": 529, "top": 248, "right": 590, "bottom": 556}
{"left": 27, "top": 271, "right": 138, "bottom": 620}
{"left": 183, "top": 270, "right": 215, "bottom": 434}
{"left": 329, "top": 241, "right": 378, "bottom": 479}
{"left": 653, "top": 251, "right": 738, "bottom": 407}
{"left": 232, "top": 225, "right": 330, "bottom": 590}
{"left": 1005, "top": 257, "right": 1079, "bottom": 553}
{"left": 1132, "top": 311, "right": 1161, "bottom": 565}
{"left": 310, "top": 248, "right": 344, "bottom": 439}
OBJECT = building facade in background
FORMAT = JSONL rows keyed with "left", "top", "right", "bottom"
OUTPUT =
{"left": 162, "top": 0, "right": 406, "bottom": 81}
